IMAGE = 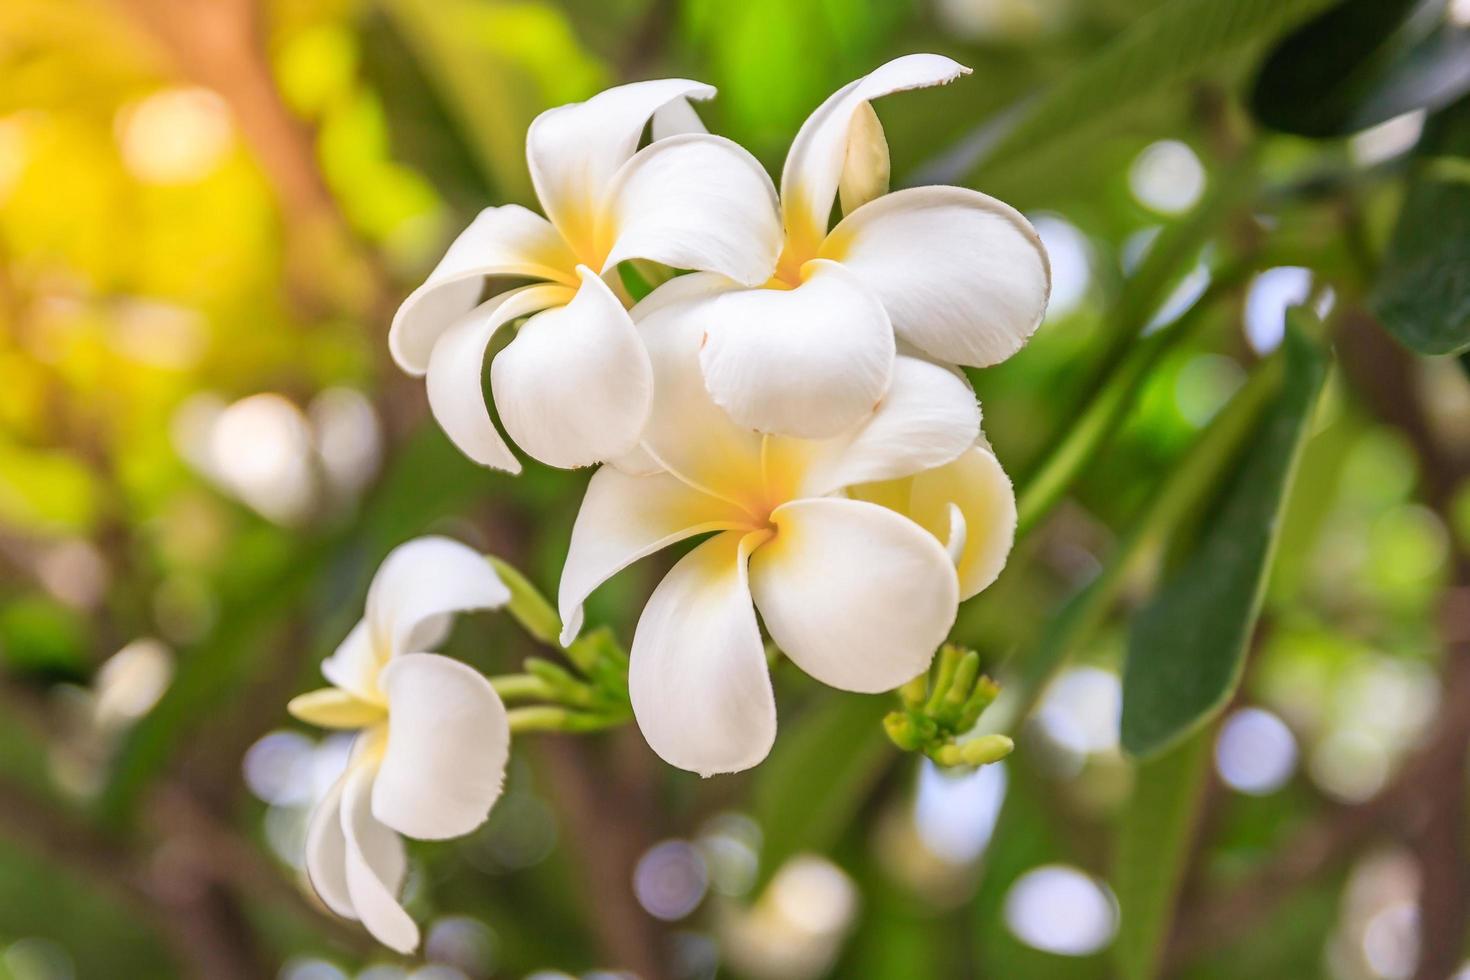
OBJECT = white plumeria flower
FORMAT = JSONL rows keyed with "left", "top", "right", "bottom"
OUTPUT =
{"left": 390, "top": 80, "right": 782, "bottom": 472}
{"left": 557, "top": 285, "right": 1017, "bottom": 776}
{"left": 287, "top": 537, "right": 512, "bottom": 953}
{"left": 663, "top": 53, "right": 1052, "bottom": 441}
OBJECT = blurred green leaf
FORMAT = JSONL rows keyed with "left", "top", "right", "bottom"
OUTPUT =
{"left": 750, "top": 689, "right": 891, "bottom": 889}
{"left": 1370, "top": 93, "right": 1470, "bottom": 355}
{"left": 0, "top": 596, "right": 89, "bottom": 680}
{"left": 921, "top": 0, "right": 1340, "bottom": 185}
{"left": 1249, "top": 0, "right": 1470, "bottom": 138}
{"left": 1122, "top": 316, "right": 1329, "bottom": 758}
{"left": 1112, "top": 728, "right": 1211, "bottom": 980}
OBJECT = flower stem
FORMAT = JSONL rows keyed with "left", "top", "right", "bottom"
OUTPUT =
{"left": 490, "top": 673, "right": 556, "bottom": 702}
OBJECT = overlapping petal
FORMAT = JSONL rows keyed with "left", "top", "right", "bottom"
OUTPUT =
{"left": 425, "top": 284, "right": 572, "bottom": 473}
{"left": 906, "top": 445, "right": 1017, "bottom": 600}
{"left": 629, "top": 530, "right": 776, "bottom": 777}
{"left": 320, "top": 620, "right": 381, "bottom": 705}
{"left": 602, "top": 134, "right": 781, "bottom": 287}
{"left": 365, "top": 537, "right": 510, "bottom": 662}
{"left": 341, "top": 766, "right": 416, "bottom": 953}
{"left": 749, "top": 498, "right": 957, "bottom": 694}
{"left": 304, "top": 773, "right": 354, "bottom": 918}
{"left": 781, "top": 54, "right": 970, "bottom": 259}
{"left": 371, "top": 654, "right": 509, "bottom": 841}
{"left": 527, "top": 78, "right": 716, "bottom": 256}
{"left": 389, "top": 205, "right": 577, "bottom": 374}
{"left": 695, "top": 259, "right": 894, "bottom": 438}
{"left": 559, "top": 466, "right": 750, "bottom": 645}
{"left": 490, "top": 268, "right": 654, "bottom": 469}
{"left": 821, "top": 186, "right": 1051, "bottom": 366}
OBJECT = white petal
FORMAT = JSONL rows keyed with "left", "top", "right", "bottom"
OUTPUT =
{"left": 602, "top": 134, "right": 782, "bottom": 287}
{"left": 780, "top": 355, "right": 979, "bottom": 497}
{"left": 426, "top": 284, "right": 573, "bottom": 472}
{"left": 629, "top": 530, "right": 776, "bottom": 776}
{"left": 528, "top": 79, "right": 716, "bottom": 255}
{"left": 838, "top": 100, "right": 889, "bottom": 215}
{"left": 749, "top": 498, "right": 957, "bottom": 693}
{"left": 559, "top": 465, "right": 749, "bottom": 645}
{"left": 696, "top": 260, "right": 894, "bottom": 438}
{"left": 635, "top": 281, "right": 766, "bottom": 508}
{"left": 304, "top": 772, "right": 355, "bottom": 918}
{"left": 371, "top": 653, "right": 509, "bottom": 840}
{"left": 821, "top": 186, "right": 1051, "bottom": 366}
{"left": 341, "top": 765, "right": 417, "bottom": 953}
{"left": 652, "top": 97, "right": 707, "bottom": 139}
{"left": 390, "top": 205, "right": 576, "bottom": 374}
{"left": 491, "top": 267, "right": 653, "bottom": 469}
{"left": 365, "top": 536, "right": 510, "bottom": 662}
{"left": 321, "top": 620, "right": 381, "bottom": 704}
{"left": 907, "top": 445, "right": 1017, "bottom": 600}
{"left": 781, "top": 54, "right": 969, "bottom": 258}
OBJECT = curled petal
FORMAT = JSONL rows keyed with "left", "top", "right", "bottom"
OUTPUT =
{"left": 372, "top": 654, "right": 509, "bottom": 840}
{"left": 320, "top": 620, "right": 380, "bottom": 704}
{"left": 696, "top": 260, "right": 894, "bottom": 438}
{"left": 366, "top": 536, "right": 510, "bottom": 663}
{"left": 652, "top": 97, "right": 707, "bottom": 139}
{"left": 838, "top": 101, "right": 889, "bottom": 215}
{"left": 907, "top": 445, "right": 1017, "bottom": 600}
{"left": 749, "top": 498, "right": 957, "bottom": 694}
{"left": 304, "top": 773, "right": 355, "bottom": 918}
{"left": 821, "top": 186, "right": 1051, "bottom": 367}
{"left": 426, "top": 284, "right": 573, "bottom": 473}
{"left": 528, "top": 79, "right": 716, "bottom": 254}
{"left": 390, "top": 206, "right": 576, "bottom": 374}
{"left": 560, "top": 466, "right": 749, "bottom": 645}
{"left": 491, "top": 268, "right": 653, "bottom": 469}
{"left": 779, "top": 355, "right": 979, "bottom": 498}
{"left": 341, "top": 766, "right": 416, "bottom": 953}
{"left": 629, "top": 530, "right": 776, "bottom": 777}
{"left": 782, "top": 54, "right": 969, "bottom": 258}
{"left": 602, "top": 134, "right": 782, "bottom": 287}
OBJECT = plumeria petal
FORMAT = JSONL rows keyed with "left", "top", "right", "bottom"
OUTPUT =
{"left": 749, "top": 498, "right": 957, "bottom": 693}
{"left": 304, "top": 772, "right": 355, "bottom": 919}
{"left": 491, "top": 267, "right": 653, "bottom": 469}
{"left": 906, "top": 445, "right": 1017, "bottom": 600}
{"left": 652, "top": 97, "right": 707, "bottom": 139}
{"left": 371, "top": 654, "right": 509, "bottom": 841}
{"left": 426, "top": 284, "right": 573, "bottom": 473}
{"left": 636, "top": 279, "right": 766, "bottom": 508}
{"left": 776, "top": 355, "right": 980, "bottom": 498}
{"left": 821, "top": 185, "right": 1051, "bottom": 366}
{"left": 390, "top": 205, "right": 577, "bottom": 374}
{"left": 320, "top": 620, "right": 379, "bottom": 704}
{"left": 559, "top": 466, "right": 749, "bottom": 645}
{"left": 602, "top": 134, "right": 782, "bottom": 287}
{"left": 288, "top": 687, "right": 385, "bottom": 730}
{"left": 629, "top": 530, "right": 776, "bottom": 777}
{"left": 341, "top": 765, "right": 417, "bottom": 953}
{"left": 838, "top": 101, "right": 889, "bottom": 215}
{"left": 365, "top": 537, "right": 510, "bottom": 662}
{"left": 696, "top": 259, "right": 894, "bottom": 438}
{"left": 781, "top": 54, "right": 969, "bottom": 259}
{"left": 527, "top": 79, "right": 716, "bottom": 258}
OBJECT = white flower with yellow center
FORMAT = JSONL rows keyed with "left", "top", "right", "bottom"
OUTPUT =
{"left": 662, "top": 53, "right": 1052, "bottom": 441}
{"left": 557, "top": 285, "right": 1017, "bottom": 776}
{"left": 288, "top": 537, "right": 512, "bottom": 953}
{"left": 389, "top": 79, "right": 782, "bottom": 472}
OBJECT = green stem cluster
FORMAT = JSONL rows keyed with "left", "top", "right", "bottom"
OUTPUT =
{"left": 883, "top": 645, "right": 1014, "bottom": 767}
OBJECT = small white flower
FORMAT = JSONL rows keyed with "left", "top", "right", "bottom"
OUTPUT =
{"left": 288, "top": 537, "right": 512, "bottom": 953}
{"left": 672, "top": 53, "right": 1053, "bottom": 440}
{"left": 558, "top": 294, "right": 1017, "bottom": 777}
{"left": 390, "top": 80, "right": 783, "bottom": 472}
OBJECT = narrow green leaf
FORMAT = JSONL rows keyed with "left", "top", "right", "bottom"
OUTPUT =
{"left": 751, "top": 691, "right": 892, "bottom": 889}
{"left": 1121, "top": 316, "right": 1329, "bottom": 758}
{"left": 1250, "top": 0, "right": 1470, "bottom": 138}
{"left": 1370, "top": 93, "right": 1470, "bottom": 356}
{"left": 915, "top": 0, "right": 1338, "bottom": 185}
{"left": 1112, "top": 728, "right": 1213, "bottom": 980}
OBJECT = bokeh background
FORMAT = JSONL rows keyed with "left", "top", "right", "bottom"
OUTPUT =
{"left": 2, "top": 0, "right": 1469, "bottom": 978}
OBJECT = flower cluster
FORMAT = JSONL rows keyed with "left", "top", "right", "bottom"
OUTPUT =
{"left": 289, "top": 52, "right": 1049, "bottom": 951}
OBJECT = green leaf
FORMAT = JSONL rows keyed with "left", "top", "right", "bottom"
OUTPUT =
{"left": 916, "top": 0, "right": 1339, "bottom": 184}
{"left": 1112, "top": 728, "right": 1212, "bottom": 980}
{"left": 750, "top": 690, "right": 892, "bottom": 889}
{"left": 1121, "top": 316, "right": 1329, "bottom": 758}
{"left": 1370, "top": 94, "right": 1470, "bottom": 355}
{"left": 1250, "top": 0, "right": 1470, "bottom": 138}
